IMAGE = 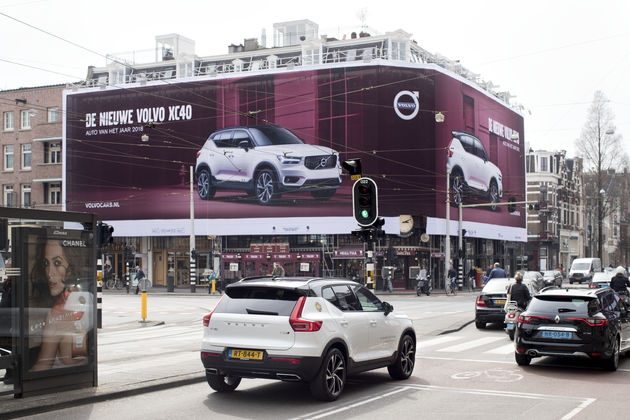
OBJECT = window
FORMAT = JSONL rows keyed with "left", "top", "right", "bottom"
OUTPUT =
{"left": 540, "top": 156, "right": 549, "bottom": 172}
{"left": 47, "top": 107, "right": 59, "bottom": 123}
{"left": 47, "top": 182, "right": 61, "bottom": 205}
{"left": 3, "top": 185, "right": 14, "bottom": 207}
{"left": 526, "top": 155, "right": 536, "bottom": 173}
{"left": 352, "top": 286, "right": 383, "bottom": 312}
{"left": 3, "top": 111, "right": 14, "bottom": 131}
{"left": 20, "top": 110, "right": 31, "bottom": 129}
{"left": 21, "top": 144, "right": 31, "bottom": 169}
{"left": 4, "top": 145, "right": 14, "bottom": 171}
{"left": 21, "top": 184, "right": 31, "bottom": 207}
{"left": 390, "top": 41, "right": 407, "bottom": 60}
{"left": 45, "top": 142, "right": 61, "bottom": 163}
{"left": 329, "top": 285, "right": 362, "bottom": 311}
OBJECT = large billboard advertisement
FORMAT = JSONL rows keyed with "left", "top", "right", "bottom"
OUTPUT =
{"left": 64, "top": 63, "right": 525, "bottom": 240}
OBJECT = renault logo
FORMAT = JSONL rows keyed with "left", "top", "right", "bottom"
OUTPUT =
{"left": 554, "top": 315, "right": 560, "bottom": 324}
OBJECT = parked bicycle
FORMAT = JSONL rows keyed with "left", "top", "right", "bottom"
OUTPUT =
{"left": 105, "top": 276, "right": 125, "bottom": 290}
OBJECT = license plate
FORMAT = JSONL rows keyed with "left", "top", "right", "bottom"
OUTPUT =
{"left": 541, "top": 331, "right": 572, "bottom": 339}
{"left": 495, "top": 299, "right": 506, "bottom": 305}
{"left": 229, "top": 349, "right": 263, "bottom": 360}
{"left": 506, "top": 323, "right": 515, "bottom": 330}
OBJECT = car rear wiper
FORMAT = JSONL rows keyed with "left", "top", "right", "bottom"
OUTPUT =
{"left": 246, "top": 308, "right": 279, "bottom": 315}
{"left": 557, "top": 308, "right": 576, "bottom": 313}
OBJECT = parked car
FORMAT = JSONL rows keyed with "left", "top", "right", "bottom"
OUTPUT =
{"left": 589, "top": 272, "right": 614, "bottom": 289}
{"left": 200, "top": 277, "right": 416, "bottom": 401}
{"left": 514, "top": 287, "right": 630, "bottom": 370}
{"left": 195, "top": 125, "right": 342, "bottom": 205}
{"left": 569, "top": 257, "right": 602, "bottom": 284}
{"left": 542, "top": 270, "right": 563, "bottom": 287}
{"left": 446, "top": 130, "right": 503, "bottom": 210}
{"left": 474, "top": 277, "right": 538, "bottom": 329}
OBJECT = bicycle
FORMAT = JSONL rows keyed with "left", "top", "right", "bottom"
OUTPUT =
{"left": 105, "top": 276, "right": 124, "bottom": 290}
{"left": 447, "top": 277, "right": 458, "bottom": 296}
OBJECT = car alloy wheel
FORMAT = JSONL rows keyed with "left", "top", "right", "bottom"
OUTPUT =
{"left": 310, "top": 348, "right": 346, "bottom": 401}
{"left": 604, "top": 337, "right": 620, "bottom": 371}
{"left": 197, "top": 168, "right": 216, "bottom": 200}
{"left": 255, "top": 169, "right": 277, "bottom": 205}
{"left": 450, "top": 172, "right": 464, "bottom": 205}
{"left": 388, "top": 334, "right": 415, "bottom": 380}
{"left": 488, "top": 181, "right": 499, "bottom": 211}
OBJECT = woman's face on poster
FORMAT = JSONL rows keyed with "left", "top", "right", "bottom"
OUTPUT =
{"left": 44, "top": 241, "right": 69, "bottom": 296}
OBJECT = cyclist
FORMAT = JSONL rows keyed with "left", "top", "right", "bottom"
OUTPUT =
{"left": 610, "top": 266, "right": 630, "bottom": 297}
{"left": 135, "top": 265, "right": 146, "bottom": 294}
{"left": 447, "top": 265, "right": 457, "bottom": 294}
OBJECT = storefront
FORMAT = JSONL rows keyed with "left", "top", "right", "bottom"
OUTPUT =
{"left": 221, "top": 252, "right": 321, "bottom": 281}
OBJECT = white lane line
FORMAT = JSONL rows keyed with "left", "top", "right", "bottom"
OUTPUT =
{"left": 418, "top": 355, "right": 630, "bottom": 371}
{"left": 418, "top": 335, "right": 461, "bottom": 349}
{"left": 437, "top": 336, "right": 505, "bottom": 352}
{"left": 484, "top": 342, "right": 516, "bottom": 355}
{"left": 560, "top": 397, "right": 596, "bottom": 420}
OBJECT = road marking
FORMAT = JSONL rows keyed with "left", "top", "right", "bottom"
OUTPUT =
{"left": 484, "top": 342, "right": 516, "bottom": 354}
{"left": 418, "top": 335, "right": 461, "bottom": 349}
{"left": 437, "top": 336, "right": 504, "bottom": 352}
{"left": 560, "top": 397, "right": 596, "bottom": 420}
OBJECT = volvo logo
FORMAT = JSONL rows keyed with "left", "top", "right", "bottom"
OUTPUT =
{"left": 554, "top": 315, "right": 560, "bottom": 324}
{"left": 315, "top": 156, "right": 331, "bottom": 169}
{"left": 394, "top": 90, "right": 420, "bottom": 120}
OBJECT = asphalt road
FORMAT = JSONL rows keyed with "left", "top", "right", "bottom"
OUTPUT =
{"left": 13, "top": 292, "right": 630, "bottom": 419}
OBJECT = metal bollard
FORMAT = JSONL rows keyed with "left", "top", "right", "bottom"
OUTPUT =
{"left": 141, "top": 292, "right": 147, "bottom": 322}
{"left": 211, "top": 278, "right": 216, "bottom": 294}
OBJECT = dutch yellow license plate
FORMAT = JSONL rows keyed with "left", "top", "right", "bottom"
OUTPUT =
{"left": 495, "top": 299, "right": 506, "bottom": 304}
{"left": 229, "top": 349, "right": 263, "bottom": 360}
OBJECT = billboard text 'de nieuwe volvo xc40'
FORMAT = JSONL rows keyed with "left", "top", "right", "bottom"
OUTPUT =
{"left": 195, "top": 125, "right": 342, "bottom": 205}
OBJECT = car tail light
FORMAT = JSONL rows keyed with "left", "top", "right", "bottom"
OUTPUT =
{"left": 517, "top": 315, "right": 550, "bottom": 323}
{"left": 203, "top": 295, "right": 225, "bottom": 327}
{"left": 201, "top": 351, "right": 220, "bottom": 358}
{"left": 475, "top": 297, "right": 487, "bottom": 307}
{"left": 290, "top": 297, "right": 322, "bottom": 332}
{"left": 269, "top": 357, "right": 301, "bottom": 365}
{"left": 196, "top": 151, "right": 201, "bottom": 158}
{"left": 588, "top": 283, "right": 596, "bottom": 289}
{"left": 567, "top": 317, "right": 608, "bottom": 326}
{"left": 591, "top": 352, "right": 601, "bottom": 357}
{"left": 507, "top": 313, "right": 515, "bottom": 319}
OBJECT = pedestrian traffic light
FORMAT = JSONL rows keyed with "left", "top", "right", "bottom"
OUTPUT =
{"left": 352, "top": 177, "right": 378, "bottom": 227}
{"left": 97, "top": 222, "right": 114, "bottom": 247}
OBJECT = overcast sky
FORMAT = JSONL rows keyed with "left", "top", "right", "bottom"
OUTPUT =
{"left": 1, "top": 0, "right": 628, "bottom": 157}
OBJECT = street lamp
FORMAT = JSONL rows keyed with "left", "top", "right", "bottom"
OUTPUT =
{"left": 598, "top": 188, "right": 605, "bottom": 262}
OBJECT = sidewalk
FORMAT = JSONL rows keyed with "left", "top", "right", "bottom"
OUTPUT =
{"left": 0, "top": 286, "right": 477, "bottom": 418}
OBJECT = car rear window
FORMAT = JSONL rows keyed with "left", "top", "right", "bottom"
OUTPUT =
{"left": 482, "top": 279, "right": 511, "bottom": 294}
{"left": 528, "top": 295, "right": 599, "bottom": 316}
{"left": 215, "top": 286, "right": 303, "bottom": 316}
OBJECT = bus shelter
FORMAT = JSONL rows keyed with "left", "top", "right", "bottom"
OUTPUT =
{"left": 0, "top": 207, "right": 98, "bottom": 398}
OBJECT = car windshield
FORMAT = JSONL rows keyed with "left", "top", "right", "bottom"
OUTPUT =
{"left": 250, "top": 126, "right": 304, "bottom": 146}
{"left": 572, "top": 263, "right": 591, "bottom": 270}
{"left": 528, "top": 295, "right": 598, "bottom": 316}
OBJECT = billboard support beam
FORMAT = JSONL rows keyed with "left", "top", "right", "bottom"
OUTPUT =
{"left": 190, "top": 165, "right": 196, "bottom": 293}
{"left": 445, "top": 168, "right": 451, "bottom": 291}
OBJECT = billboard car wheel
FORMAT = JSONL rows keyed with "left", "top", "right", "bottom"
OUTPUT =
{"left": 255, "top": 169, "right": 279, "bottom": 205}
{"left": 450, "top": 171, "right": 464, "bottom": 206}
{"left": 488, "top": 180, "right": 499, "bottom": 211}
{"left": 197, "top": 168, "right": 216, "bottom": 200}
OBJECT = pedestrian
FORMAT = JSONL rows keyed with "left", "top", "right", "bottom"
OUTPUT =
{"left": 271, "top": 262, "right": 285, "bottom": 277}
{"left": 134, "top": 265, "right": 145, "bottom": 294}
{"left": 506, "top": 272, "right": 531, "bottom": 310}
{"left": 487, "top": 262, "right": 507, "bottom": 281}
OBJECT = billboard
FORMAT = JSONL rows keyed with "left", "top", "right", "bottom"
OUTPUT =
{"left": 64, "top": 63, "right": 525, "bottom": 240}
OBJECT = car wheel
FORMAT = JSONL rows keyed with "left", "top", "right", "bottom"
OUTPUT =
{"left": 508, "top": 329, "right": 515, "bottom": 341}
{"left": 197, "top": 168, "right": 216, "bottom": 200}
{"left": 569, "top": 280, "right": 573, "bottom": 284}
{"left": 450, "top": 170, "right": 464, "bottom": 206}
{"left": 206, "top": 372, "right": 241, "bottom": 392}
{"left": 311, "top": 189, "right": 336, "bottom": 200}
{"left": 309, "top": 347, "right": 346, "bottom": 401}
{"left": 515, "top": 352, "right": 531, "bottom": 366}
{"left": 475, "top": 320, "right": 486, "bottom": 329}
{"left": 488, "top": 180, "right": 499, "bottom": 211}
{"left": 255, "top": 169, "right": 278, "bottom": 205}
{"left": 388, "top": 334, "right": 416, "bottom": 380}
{"left": 603, "top": 337, "right": 620, "bottom": 371}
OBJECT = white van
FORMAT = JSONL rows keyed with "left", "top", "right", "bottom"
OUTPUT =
{"left": 569, "top": 258, "right": 602, "bottom": 284}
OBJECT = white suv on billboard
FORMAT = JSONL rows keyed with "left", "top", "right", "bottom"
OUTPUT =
{"left": 200, "top": 277, "right": 416, "bottom": 401}
{"left": 446, "top": 130, "right": 503, "bottom": 210}
{"left": 195, "top": 125, "right": 342, "bottom": 205}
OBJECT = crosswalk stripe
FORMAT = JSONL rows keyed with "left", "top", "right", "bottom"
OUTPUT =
{"left": 437, "top": 336, "right": 505, "bottom": 352}
{"left": 484, "top": 342, "right": 516, "bottom": 354}
{"left": 418, "top": 335, "right": 462, "bottom": 349}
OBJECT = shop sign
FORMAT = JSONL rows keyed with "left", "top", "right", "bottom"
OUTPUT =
{"left": 334, "top": 248, "right": 364, "bottom": 259}
{"left": 229, "top": 263, "right": 239, "bottom": 271}
{"left": 431, "top": 252, "right": 445, "bottom": 259}
{"left": 273, "top": 253, "right": 292, "bottom": 260}
{"left": 395, "top": 248, "right": 416, "bottom": 256}
{"left": 243, "top": 253, "right": 265, "bottom": 261}
{"left": 250, "top": 243, "right": 290, "bottom": 253}
{"left": 300, "top": 262, "right": 310, "bottom": 272}
{"left": 299, "top": 252, "right": 321, "bottom": 260}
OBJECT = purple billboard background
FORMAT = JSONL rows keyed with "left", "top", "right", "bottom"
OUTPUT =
{"left": 64, "top": 64, "right": 524, "bottom": 230}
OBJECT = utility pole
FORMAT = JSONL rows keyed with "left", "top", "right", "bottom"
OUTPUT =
{"left": 445, "top": 168, "right": 451, "bottom": 290}
{"left": 190, "top": 165, "right": 196, "bottom": 293}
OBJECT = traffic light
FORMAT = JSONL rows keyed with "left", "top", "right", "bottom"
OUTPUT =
{"left": 528, "top": 203, "right": 540, "bottom": 211}
{"left": 507, "top": 197, "right": 516, "bottom": 213}
{"left": 191, "top": 249, "right": 198, "bottom": 260}
{"left": 97, "top": 222, "right": 114, "bottom": 247}
{"left": 352, "top": 177, "right": 378, "bottom": 227}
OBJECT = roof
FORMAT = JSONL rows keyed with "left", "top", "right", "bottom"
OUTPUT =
{"left": 536, "top": 287, "right": 602, "bottom": 298}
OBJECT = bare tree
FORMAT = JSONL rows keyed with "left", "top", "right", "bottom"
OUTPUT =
{"left": 576, "top": 90, "right": 628, "bottom": 261}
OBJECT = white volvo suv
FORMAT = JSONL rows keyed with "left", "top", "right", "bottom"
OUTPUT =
{"left": 446, "top": 130, "right": 503, "bottom": 210}
{"left": 200, "top": 277, "right": 416, "bottom": 401}
{"left": 195, "top": 125, "right": 342, "bottom": 205}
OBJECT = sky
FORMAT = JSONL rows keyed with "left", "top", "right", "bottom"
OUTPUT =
{"left": 1, "top": 0, "right": 629, "bottom": 157}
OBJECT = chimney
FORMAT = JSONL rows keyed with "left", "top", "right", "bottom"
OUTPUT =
{"left": 244, "top": 38, "right": 259, "bottom": 52}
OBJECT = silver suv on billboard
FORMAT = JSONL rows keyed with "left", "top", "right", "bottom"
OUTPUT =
{"left": 446, "top": 130, "right": 503, "bottom": 210}
{"left": 195, "top": 125, "right": 342, "bottom": 205}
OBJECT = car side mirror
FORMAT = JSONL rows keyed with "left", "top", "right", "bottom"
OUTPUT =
{"left": 238, "top": 140, "right": 250, "bottom": 151}
{"left": 383, "top": 301, "right": 394, "bottom": 316}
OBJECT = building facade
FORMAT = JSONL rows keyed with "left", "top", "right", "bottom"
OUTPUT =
{"left": 0, "top": 85, "right": 64, "bottom": 211}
